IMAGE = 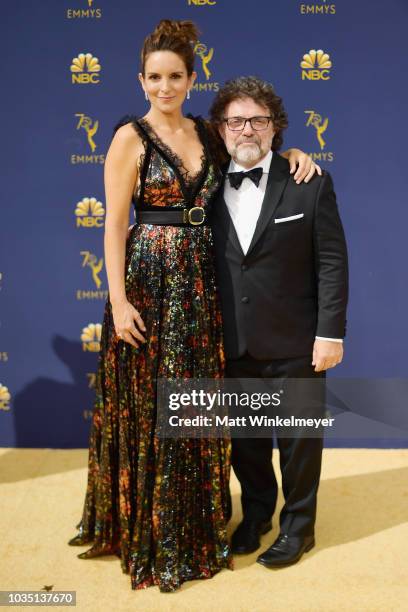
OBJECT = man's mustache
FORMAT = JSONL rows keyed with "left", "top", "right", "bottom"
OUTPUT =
{"left": 236, "top": 137, "right": 261, "bottom": 146}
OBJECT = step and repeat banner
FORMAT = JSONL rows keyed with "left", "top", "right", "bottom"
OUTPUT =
{"left": 1, "top": 0, "right": 407, "bottom": 447}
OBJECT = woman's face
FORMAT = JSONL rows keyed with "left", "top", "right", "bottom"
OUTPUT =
{"left": 139, "top": 50, "right": 196, "bottom": 114}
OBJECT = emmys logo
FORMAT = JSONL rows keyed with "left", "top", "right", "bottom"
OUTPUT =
{"left": 75, "top": 114, "right": 99, "bottom": 152}
{"left": 0, "top": 384, "right": 11, "bottom": 411}
{"left": 83, "top": 372, "right": 97, "bottom": 419}
{"left": 304, "top": 110, "right": 334, "bottom": 162}
{"left": 75, "top": 197, "right": 105, "bottom": 228}
{"left": 66, "top": 0, "right": 102, "bottom": 18}
{"left": 305, "top": 110, "right": 328, "bottom": 150}
{"left": 81, "top": 251, "right": 103, "bottom": 288}
{"left": 192, "top": 41, "right": 219, "bottom": 93}
{"left": 194, "top": 42, "right": 213, "bottom": 80}
{"left": 71, "top": 115, "right": 105, "bottom": 164}
{"left": 76, "top": 251, "right": 108, "bottom": 300}
{"left": 300, "top": 0, "right": 335, "bottom": 14}
{"left": 187, "top": 0, "right": 217, "bottom": 5}
{"left": 70, "top": 53, "right": 101, "bottom": 84}
{"left": 81, "top": 323, "right": 102, "bottom": 352}
{"left": 87, "top": 372, "right": 96, "bottom": 388}
{"left": 301, "top": 49, "right": 332, "bottom": 80}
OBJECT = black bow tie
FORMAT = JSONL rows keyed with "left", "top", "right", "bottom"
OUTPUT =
{"left": 227, "top": 167, "right": 263, "bottom": 189}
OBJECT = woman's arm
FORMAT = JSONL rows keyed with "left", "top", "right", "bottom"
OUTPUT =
{"left": 103, "top": 124, "right": 146, "bottom": 347}
{"left": 281, "top": 148, "right": 322, "bottom": 184}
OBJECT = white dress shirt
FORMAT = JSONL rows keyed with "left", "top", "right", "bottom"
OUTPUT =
{"left": 224, "top": 150, "right": 272, "bottom": 255}
{"left": 223, "top": 151, "right": 342, "bottom": 344}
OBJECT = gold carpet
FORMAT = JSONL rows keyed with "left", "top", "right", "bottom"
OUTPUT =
{"left": 1, "top": 448, "right": 407, "bottom": 612}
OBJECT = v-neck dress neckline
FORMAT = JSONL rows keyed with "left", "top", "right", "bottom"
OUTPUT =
{"left": 135, "top": 114, "right": 209, "bottom": 203}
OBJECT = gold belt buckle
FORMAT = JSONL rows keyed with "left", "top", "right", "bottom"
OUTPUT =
{"left": 183, "top": 207, "right": 205, "bottom": 226}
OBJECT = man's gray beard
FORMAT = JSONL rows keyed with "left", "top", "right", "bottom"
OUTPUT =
{"left": 231, "top": 142, "right": 265, "bottom": 165}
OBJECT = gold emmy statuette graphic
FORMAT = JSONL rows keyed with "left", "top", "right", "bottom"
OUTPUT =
{"left": 305, "top": 110, "right": 328, "bottom": 150}
{"left": 88, "top": 0, "right": 93, "bottom": 6}
{"left": 71, "top": 53, "right": 101, "bottom": 84}
{"left": 194, "top": 42, "right": 214, "bottom": 80}
{"left": 301, "top": 49, "right": 332, "bottom": 80}
{"left": 0, "top": 384, "right": 11, "bottom": 411}
{"left": 75, "top": 114, "right": 99, "bottom": 152}
{"left": 75, "top": 197, "right": 105, "bottom": 228}
{"left": 81, "top": 251, "right": 104, "bottom": 288}
{"left": 81, "top": 323, "right": 102, "bottom": 352}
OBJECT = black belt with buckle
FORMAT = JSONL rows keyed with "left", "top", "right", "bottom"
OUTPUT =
{"left": 137, "top": 207, "right": 207, "bottom": 226}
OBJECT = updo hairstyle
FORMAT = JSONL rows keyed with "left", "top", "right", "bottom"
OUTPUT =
{"left": 140, "top": 19, "right": 200, "bottom": 76}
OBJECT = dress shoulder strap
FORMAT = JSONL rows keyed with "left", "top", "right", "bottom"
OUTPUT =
{"left": 111, "top": 114, "right": 149, "bottom": 144}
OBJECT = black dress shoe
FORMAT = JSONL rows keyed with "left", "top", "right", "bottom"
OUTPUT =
{"left": 76, "top": 544, "right": 118, "bottom": 559}
{"left": 256, "top": 533, "right": 315, "bottom": 568}
{"left": 67, "top": 534, "right": 92, "bottom": 546}
{"left": 231, "top": 519, "right": 272, "bottom": 554}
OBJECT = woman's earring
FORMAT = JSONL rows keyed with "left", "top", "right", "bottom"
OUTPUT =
{"left": 187, "top": 90, "right": 190, "bottom": 100}
{"left": 145, "top": 91, "right": 148, "bottom": 101}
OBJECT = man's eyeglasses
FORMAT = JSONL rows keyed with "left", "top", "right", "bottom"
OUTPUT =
{"left": 223, "top": 116, "right": 272, "bottom": 131}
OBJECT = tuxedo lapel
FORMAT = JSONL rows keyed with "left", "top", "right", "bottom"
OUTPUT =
{"left": 213, "top": 165, "right": 245, "bottom": 256}
{"left": 245, "top": 153, "right": 290, "bottom": 257}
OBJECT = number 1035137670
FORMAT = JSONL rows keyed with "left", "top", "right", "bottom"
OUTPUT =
{"left": 0, "top": 591, "right": 76, "bottom": 606}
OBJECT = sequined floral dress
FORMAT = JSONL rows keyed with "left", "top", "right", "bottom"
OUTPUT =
{"left": 68, "top": 114, "right": 233, "bottom": 592}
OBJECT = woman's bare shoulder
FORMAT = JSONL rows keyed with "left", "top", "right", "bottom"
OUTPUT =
{"left": 107, "top": 120, "right": 144, "bottom": 163}
{"left": 112, "top": 121, "right": 142, "bottom": 146}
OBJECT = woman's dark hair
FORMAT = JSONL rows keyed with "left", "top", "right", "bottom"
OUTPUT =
{"left": 209, "top": 76, "right": 289, "bottom": 151}
{"left": 141, "top": 19, "right": 200, "bottom": 76}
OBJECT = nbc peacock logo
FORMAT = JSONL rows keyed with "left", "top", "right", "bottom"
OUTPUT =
{"left": 0, "top": 384, "right": 11, "bottom": 411}
{"left": 75, "top": 197, "right": 105, "bottom": 228}
{"left": 71, "top": 53, "right": 101, "bottom": 84}
{"left": 301, "top": 49, "right": 332, "bottom": 80}
{"left": 81, "top": 323, "right": 102, "bottom": 352}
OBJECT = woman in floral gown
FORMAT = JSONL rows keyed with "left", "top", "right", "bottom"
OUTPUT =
{"left": 68, "top": 19, "right": 319, "bottom": 592}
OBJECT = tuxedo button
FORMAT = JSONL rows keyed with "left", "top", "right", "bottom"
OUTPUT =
{"left": 241, "top": 296, "right": 250, "bottom": 304}
{"left": 241, "top": 264, "right": 248, "bottom": 271}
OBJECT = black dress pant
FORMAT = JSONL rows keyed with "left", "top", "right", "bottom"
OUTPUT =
{"left": 226, "top": 352, "right": 325, "bottom": 537}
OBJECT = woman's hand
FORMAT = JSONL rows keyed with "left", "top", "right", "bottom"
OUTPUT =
{"left": 281, "top": 148, "right": 322, "bottom": 184}
{"left": 111, "top": 299, "right": 146, "bottom": 348}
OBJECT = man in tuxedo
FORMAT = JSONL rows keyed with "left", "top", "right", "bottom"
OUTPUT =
{"left": 209, "top": 76, "right": 348, "bottom": 567}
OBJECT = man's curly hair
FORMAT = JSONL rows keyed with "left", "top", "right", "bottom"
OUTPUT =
{"left": 208, "top": 76, "right": 288, "bottom": 163}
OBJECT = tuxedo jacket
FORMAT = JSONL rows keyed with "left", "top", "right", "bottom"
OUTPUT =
{"left": 211, "top": 152, "right": 349, "bottom": 360}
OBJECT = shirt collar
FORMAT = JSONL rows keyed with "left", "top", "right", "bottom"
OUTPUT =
{"left": 227, "top": 149, "right": 273, "bottom": 174}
